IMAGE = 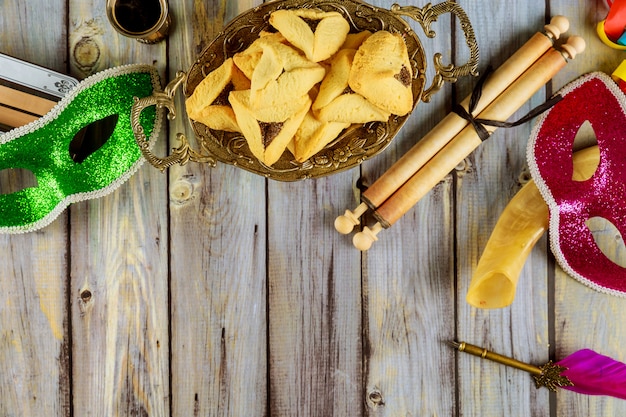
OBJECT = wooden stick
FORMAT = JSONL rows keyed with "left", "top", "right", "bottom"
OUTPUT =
{"left": 0, "top": 85, "right": 56, "bottom": 116}
{"left": 334, "top": 16, "right": 569, "bottom": 235}
{"left": 0, "top": 104, "right": 39, "bottom": 129}
{"left": 352, "top": 36, "right": 585, "bottom": 251}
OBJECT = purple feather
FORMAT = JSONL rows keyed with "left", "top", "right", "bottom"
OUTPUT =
{"left": 557, "top": 349, "right": 626, "bottom": 400}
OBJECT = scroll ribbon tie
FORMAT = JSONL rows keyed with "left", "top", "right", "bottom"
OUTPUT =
{"left": 452, "top": 65, "right": 563, "bottom": 141}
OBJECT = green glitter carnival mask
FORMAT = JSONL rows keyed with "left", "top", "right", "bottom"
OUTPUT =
{"left": 0, "top": 64, "right": 163, "bottom": 233}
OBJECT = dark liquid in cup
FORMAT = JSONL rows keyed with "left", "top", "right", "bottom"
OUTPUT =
{"left": 114, "top": 0, "right": 162, "bottom": 33}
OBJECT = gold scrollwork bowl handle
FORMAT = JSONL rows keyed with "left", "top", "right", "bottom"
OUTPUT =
{"left": 131, "top": 71, "right": 216, "bottom": 172}
{"left": 391, "top": 0, "right": 480, "bottom": 102}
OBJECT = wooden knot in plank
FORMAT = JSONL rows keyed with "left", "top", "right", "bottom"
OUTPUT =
{"left": 73, "top": 37, "right": 101, "bottom": 74}
{"left": 367, "top": 388, "right": 385, "bottom": 408}
{"left": 78, "top": 286, "right": 94, "bottom": 316}
{"left": 170, "top": 174, "right": 199, "bottom": 206}
{"left": 70, "top": 19, "right": 104, "bottom": 75}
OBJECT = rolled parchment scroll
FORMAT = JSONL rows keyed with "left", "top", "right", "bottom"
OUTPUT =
{"left": 335, "top": 16, "right": 570, "bottom": 235}
{"left": 351, "top": 36, "right": 586, "bottom": 251}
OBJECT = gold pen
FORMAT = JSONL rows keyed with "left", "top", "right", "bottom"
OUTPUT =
{"left": 449, "top": 341, "right": 573, "bottom": 391}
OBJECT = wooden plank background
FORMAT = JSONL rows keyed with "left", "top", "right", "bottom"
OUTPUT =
{"left": 1, "top": 0, "right": 626, "bottom": 416}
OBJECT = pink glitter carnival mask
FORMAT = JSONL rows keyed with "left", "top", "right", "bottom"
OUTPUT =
{"left": 528, "top": 72, "right": 626, "bottom": 295}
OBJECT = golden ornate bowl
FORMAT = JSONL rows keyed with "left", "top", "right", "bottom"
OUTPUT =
{"left": 132, "top": 0, "right": 479, "bottom": 181}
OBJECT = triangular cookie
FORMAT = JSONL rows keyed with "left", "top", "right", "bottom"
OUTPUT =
{"left": 186, "top": 58, "right": 250, "bottom": 131}
{"left": 248, "top": 40, "right": 326, "bottom": 109}
{"left": 191, "top": 105, "right": 241, "bottom": 133}
{"left": 293, "top": 111, "right": 350, "bottom": 162}
{"left": 233, "top": 32, "right": 288, "bottom": 80}
{"left": 348, "top": 30, "right": 414, "bottom": 116}
{"left": 269, "top": 9, "right": 350, "bottom": 62}
{"left": 230, "top": 90, "right": 311, "bottom": 166}
{"left": 313, "top": 48, "right": 390, "bottom": 123}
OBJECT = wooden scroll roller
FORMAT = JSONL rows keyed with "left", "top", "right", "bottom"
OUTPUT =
{"left": 350, "top": 36, "right": 585, "bottom": 251}
{"left": 335, "top": 16, "right": 570, "bottom": 236}
{"left": 0, "top": 86, "right": 56, "bottom": 129}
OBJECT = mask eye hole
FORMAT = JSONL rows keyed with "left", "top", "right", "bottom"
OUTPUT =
{"left": 586, "top": 216, "right": 626, "bottom": 268}
{"left": 572, "top": 120, "right": 599, "bottom": 182}
{"left": 0, "top": 168, "right": 38, "bottom": 195}
{"left": 69, "top": 114, "right": 119, "bottom": 163}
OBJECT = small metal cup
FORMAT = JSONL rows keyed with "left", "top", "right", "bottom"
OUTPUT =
{"left": 106, "top": 0, "right": 171, "bottom": 44}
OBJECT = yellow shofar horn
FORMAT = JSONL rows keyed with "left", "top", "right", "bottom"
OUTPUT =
{"left": 466, "top": 145, "right": 600, "bottom": 308}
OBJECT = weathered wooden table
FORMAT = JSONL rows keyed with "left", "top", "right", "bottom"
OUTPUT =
{"left": 2, "top": 0, "right": 626, "bottom": 416}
